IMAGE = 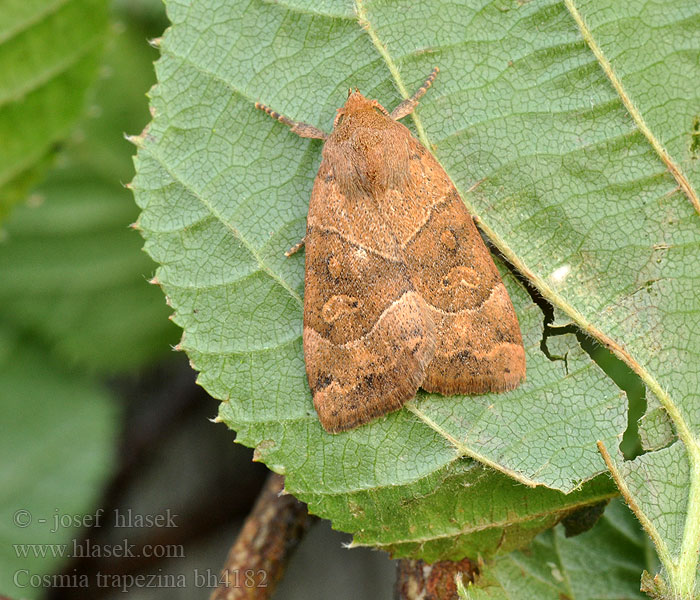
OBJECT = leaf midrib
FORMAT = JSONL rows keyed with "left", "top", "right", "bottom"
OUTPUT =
{"left": 563, "top": 0, "right": 700, "bottom": 216}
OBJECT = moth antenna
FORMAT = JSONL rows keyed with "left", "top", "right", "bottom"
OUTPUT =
{"left": 390, "top": 66, "right": 440, "bottom": 120}
{"left": 255, "top": 102, "right": 328, "bottom": 140}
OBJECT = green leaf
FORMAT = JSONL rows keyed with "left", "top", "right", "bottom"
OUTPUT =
{"left": 460, "top": 499, "right": 659, "bottom": 600}
{"left": 0, "top": 18, "right": 177, "bottom": 372}
{"left": 0, "top": 0, "right": 109, "bottom": 220}
{"left": 554, "top": 3, "right": 700, "bottom": 595}
{"left": 601, "top": 442, "right": 700, "bottom": 600}
{"left": 638, "top": 398, "right": 675, "bottom": 453}
{"left": 132, "top": 0, "right": 700, "bottom": 572}
{"left": 0, "top": 327, "right": 118, "bottom": 599}
{"left": 343, "top": 468, "right": 617, "bottom": 562}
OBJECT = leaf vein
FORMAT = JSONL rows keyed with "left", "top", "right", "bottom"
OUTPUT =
{"left": 563, "top": 0, "right": 700, "bottom": 214}
{"left": 141, "top": 147, "right": 303, "bottom": 307}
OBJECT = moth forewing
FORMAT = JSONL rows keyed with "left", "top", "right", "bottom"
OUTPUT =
{"left": 256, "top": 68, "right": 525, "bottom": 433}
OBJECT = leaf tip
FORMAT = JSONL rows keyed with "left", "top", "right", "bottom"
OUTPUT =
{"left": 124, "top": 132, "right": 145, "bottom": 147}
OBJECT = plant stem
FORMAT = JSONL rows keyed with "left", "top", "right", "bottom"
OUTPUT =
{"left": 395, "top": 558, "right": 478, "bottom": 600}
{"left": 209, "top": 472, "right": 316, "bottom": 600}
{"left": 354, "top": 0, "right": 432, "bottom": 150}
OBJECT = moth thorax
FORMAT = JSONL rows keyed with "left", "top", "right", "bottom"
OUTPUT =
{"left": 364, "top": 137, "right": 411, "bottom": 192}
{"left": 326, "top": 113, "right": 412, "bottom": 197}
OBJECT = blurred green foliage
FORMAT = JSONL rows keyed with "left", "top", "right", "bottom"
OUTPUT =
{"left": 0, "top": 0, "right": 110, "bottom": 219}
{"left": 0, "top": 3, "right": 175, "bottom": 598}
{"left": 0, "top": 3, "right": 176, "bottom": 372}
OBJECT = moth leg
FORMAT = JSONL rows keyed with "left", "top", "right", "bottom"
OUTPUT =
{"left": 390, "top": 66, "right": 439, "bottom": 120}
{"left": 255, "top": 102, "right": 328, "bottom": 139}
{"left": 370, "top": 100, "right": 391, "bottom": 117}
{"left": 285, "top": 237, "right": 306, "bottom": 257}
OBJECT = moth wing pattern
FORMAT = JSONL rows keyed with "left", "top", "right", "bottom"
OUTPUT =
{"left": 302, "top": 159, "right": 437, "bottom": 433}
{"left": 391, "top": 133, "right": 526, "bottom": 394}
{"left": 255, "top": 67, "right": 525, "bottom": 434}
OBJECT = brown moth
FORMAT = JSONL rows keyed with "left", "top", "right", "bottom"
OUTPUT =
{"left": 256, "top": 68, "right": 525, "bottom": 433}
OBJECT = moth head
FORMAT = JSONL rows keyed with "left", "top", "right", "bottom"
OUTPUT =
{"left": 333, "top": 90, "right": 361, "bottom": 127}
{"left": 339, "top": 91, "right": 390, "bottom": 122}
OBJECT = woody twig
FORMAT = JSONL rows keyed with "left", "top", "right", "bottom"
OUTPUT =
{"left": 394, "top": 558, "right": 478, "bottom": 600}
{"left": 209, "top": 473, "right": 316, "bottom": 600}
